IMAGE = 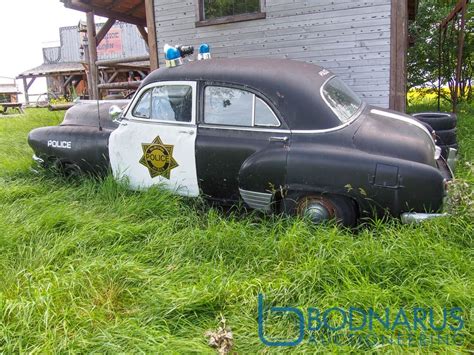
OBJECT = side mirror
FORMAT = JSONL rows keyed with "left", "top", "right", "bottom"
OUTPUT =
{"left": 109, "top": 105, "right": 123, "bottom": 122}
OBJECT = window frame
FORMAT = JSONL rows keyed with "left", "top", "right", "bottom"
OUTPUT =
{"left": 201, "top": 84, "right": 281, "bottom": 129}
{"left": 196, "top": 0, "right": 266, "bottom": 27}
{"left": 125, "top": 81, "right": 197, "bottom": 126}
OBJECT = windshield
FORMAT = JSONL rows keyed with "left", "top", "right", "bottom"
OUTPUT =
{"left": 321, "top": 77, "right": 363, "bottom": 123}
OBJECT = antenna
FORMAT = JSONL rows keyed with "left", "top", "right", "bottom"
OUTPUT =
{"left": 96, "top": 97, "right": 102, "bottom": 131}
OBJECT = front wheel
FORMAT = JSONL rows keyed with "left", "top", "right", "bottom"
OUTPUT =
{"left": 283, "top": 193, "right": 357, "bottom": 227}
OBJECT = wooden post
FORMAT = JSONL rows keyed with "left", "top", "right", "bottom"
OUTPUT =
{"left": 86, "top": 12, "right": 99, "bottom": 100}
{"left": 453, "top": 1, "right": 467, "bottom": 112}
{"left": 389, "top": 0, "right": 408, "bottom": 113}
{"left": 145, "top": 0, "right": 159, "bottom": 70}
{"left": 22, "top": 77, "right": 29, "bottom": 105}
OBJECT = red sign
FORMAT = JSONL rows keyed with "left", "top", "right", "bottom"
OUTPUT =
{"left": 97, "top": 28, "right": 123, "bottom": 56}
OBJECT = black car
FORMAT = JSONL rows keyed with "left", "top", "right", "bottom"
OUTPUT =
{"left": 28, "top": 57, "right": 455, "bottom": 226}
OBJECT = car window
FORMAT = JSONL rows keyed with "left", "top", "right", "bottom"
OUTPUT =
{"left": 204, "top": 86, "right": 280, "bottom": 128}
{"left": 132, "top": 85, "right": 193, "bottom": 122}
{"left": 132, "top": 89, "right": 152, "bottom": 119}
{"left": 321, "top": 77, "right": 362, "bottom": 123}
{"left": 255, "top": 97, "right": 280, "bottom": 127}
{"left": 204, "top": 87, "right": 253, "bottom": 126}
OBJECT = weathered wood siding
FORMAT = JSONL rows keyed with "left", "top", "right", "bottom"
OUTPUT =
{"left": 154, "top": 0, "right": 392, "bottom": 107}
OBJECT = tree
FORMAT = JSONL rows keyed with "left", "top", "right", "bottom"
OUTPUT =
{"left": 408, "top": 0, "right": 473, "bottom": 108}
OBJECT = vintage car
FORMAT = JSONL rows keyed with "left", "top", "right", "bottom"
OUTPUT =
{"left": 28, "top": 51, "right": 455, "bottom": 227}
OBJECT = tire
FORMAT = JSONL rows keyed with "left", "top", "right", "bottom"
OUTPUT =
{"left": 283, "top": 193, "right": 357, "bottom": 227}
{"left": 411, "top": 112, "right": 456, "bottom": 131}
{"left": 435, "top": 128, "right": 457, "bottom": 146}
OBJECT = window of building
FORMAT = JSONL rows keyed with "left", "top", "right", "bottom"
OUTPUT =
{"left": 132, "top": 85, "right": 193, "bottom": 122}
{"left": 197, "top": 0, "right": 265, "bottom": 27}
{"left": 204, "top": 86, "right": 280, "bottom": 128}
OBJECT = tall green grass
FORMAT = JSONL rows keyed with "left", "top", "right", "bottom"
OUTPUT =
{"left": 0, "top": 108, "right": 472, "bottom": 352}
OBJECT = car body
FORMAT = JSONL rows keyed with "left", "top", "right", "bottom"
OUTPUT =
{"left": 28, "top": 58, "right": 454, "bottom": 226}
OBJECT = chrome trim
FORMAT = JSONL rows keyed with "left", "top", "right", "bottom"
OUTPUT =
{"left": 371, "top": 109, "right": 435, "bottom": 145}
{"left": 251, "top": 94, "right": 256, "bottom": 127}
{"left": 32, "top": 154, "right": 44, "bottom": 165}
{"left": 401, "top": 212, "right": 448, "bottom": 224}
{"left": 435, "top": 146, "right": 442, "bottom": 160}
{"left": 239, "top": 189, "right": 272, "bottom": 212}
{"left": 447, "top": 148, "right": 457, "bottom": 174}
{"left": 200, "top": 124, "right": 290, "bottom": 134}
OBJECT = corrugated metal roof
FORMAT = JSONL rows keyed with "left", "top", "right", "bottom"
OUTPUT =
{"left": 0, "top": 84, "right": 21, "bottom": 94}
{"left": 18, "top": 62, "right": 85, "bottom": 77}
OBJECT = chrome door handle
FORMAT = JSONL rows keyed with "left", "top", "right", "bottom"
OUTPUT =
{"left": 269, "top": 136, "right": 289, "bottom": 143}
{"left": 179, "top": 130, "right": 195, "bottom": 135}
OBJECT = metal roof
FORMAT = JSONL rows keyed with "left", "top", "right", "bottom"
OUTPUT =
{"left": 18, "top": 62, "right": 85, "bottom": 78}
{"left": 0, "top": 84, "right": 21, "bottom": 94}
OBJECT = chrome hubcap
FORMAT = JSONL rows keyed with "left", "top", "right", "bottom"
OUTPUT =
{"left": 303, "top": 202, "right": 331, "bottom": 223}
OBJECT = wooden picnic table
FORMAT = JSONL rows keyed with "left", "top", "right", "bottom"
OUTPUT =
{"left": 0, "top": 102, "right": 25, "bottom": 114}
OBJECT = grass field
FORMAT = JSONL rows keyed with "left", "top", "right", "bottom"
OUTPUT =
{"left": 0, "top": 106, "right": 472, "bottom": 353}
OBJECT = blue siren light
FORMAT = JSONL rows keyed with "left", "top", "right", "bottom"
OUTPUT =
{"left": 164, "top": 44, "right": 183, "bottom": 68}
{"left": 198, "top": 43, "right": 211, "bottom": 60}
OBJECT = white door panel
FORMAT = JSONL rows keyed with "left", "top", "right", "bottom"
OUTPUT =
{"left": 109, "top": 81, "right": 199, "bottom": 197}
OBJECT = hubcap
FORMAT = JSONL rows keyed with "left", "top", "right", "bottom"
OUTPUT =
{"left": 297, "top": 196, "right": 336, "bottom": 224}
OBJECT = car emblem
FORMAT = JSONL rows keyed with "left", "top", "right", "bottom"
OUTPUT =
{"left": 139, "top": 136, "right": 179, "bottom": 179}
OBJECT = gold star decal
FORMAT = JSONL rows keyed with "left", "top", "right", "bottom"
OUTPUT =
{"left": 139, "top": 136, "right": 179, "bottom": 179}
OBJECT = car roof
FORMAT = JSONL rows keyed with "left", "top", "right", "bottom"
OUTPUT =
{"left": 141, "top": 58, "right": 342, "bottom": 130}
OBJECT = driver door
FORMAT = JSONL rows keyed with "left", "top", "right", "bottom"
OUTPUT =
{"left": 109, "top": 81, "right": 199, "bottom": 197}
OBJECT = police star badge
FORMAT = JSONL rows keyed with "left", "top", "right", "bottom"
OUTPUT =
{"left": 139, "top": 136, "right": 179, "bottom": 179}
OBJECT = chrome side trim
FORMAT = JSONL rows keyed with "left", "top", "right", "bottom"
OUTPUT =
{"left": 447, "top": 148, "right": 457, "bottom": 174}
{"left": 371, "top": 109, "right": 435, "bottom": 145}
{"left": 200, "top": 124, "right": 290, "bottom": 134}
{"left": 32, "top": 155, "right": 44, "bottom": 165}
{"left": 239, "top": 189, "right": 272, "bottom": 212}
{"left": 401, "top": 212, "right": 448, "bottom": 224}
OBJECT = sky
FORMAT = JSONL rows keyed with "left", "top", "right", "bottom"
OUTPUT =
{"left": 0, "top": 0, "right": 98, "bottom": 102}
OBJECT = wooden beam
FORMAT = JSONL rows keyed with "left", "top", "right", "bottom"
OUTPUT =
{"left": 22, "top": 78, "right": 30, "bottom": 105}
{"left": 63, "top": 75, "right": 76, "bottom": 88}
{"left": 107, "top": 71, "right": 119, "bottom": 83}
{"left": 87, "top": 12, "right": 99, "bottom": 100}
{"left": 96, "top": 55, "right": 150, "bottom": 67}
{"left": 26, "top": 77, "right": 36, "bottom": 91}
{"left": 145, "top": 0, "right": 159, "bottom": 70}
{"left": 389, "top": 0, "right": 408, "bottom": 112}
{"left": 136, "top": 25, "right": 149, "bottom": 46}
{"left": 98, "top": 81, "right": 141, "bottom": 90}
{"left": 96, "top": 18, "right": 116, "bottom": 45}
{"left": 62, "top": 0, "right": 146, "bottom": 26}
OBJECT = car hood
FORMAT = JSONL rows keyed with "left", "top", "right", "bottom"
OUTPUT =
{"left": 352, "top": 107, "right": 436, "bottom": 167}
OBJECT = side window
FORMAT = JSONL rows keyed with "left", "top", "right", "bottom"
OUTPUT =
{"left": 204, "top": 86, "right": 280, "bottom": 128}
{"left": 132, "top": 89, "right": 152, "bottom": 119}
{"left": 132, "top": 85, "right": 193, "bottom": 122}
{"left": 255, "top": 97, "right": 280, "bottom": 127}
{"left": 204, "top": 87, "right": 253, "bottom": 126}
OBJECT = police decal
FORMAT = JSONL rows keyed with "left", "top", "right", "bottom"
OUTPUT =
{"left": 139, "top": 136, "right": 178, "bottom": 179}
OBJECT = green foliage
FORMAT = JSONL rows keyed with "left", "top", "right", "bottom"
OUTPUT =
{"left": 0, "top": 108, "right": 472, "bottom": 352}
{"left": 408, "top": 0, "right": 473, "bottom": 106}
{"left": 204, "top": 0, "right": 260, "bottom": 19}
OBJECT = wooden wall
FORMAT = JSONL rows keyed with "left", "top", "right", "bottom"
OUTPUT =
{"left": 153, "top": 0, "right": 392, "bottom": 107}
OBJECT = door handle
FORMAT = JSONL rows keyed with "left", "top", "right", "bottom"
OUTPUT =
{"left": 179, "top": 130, "right": 195, "bottom": 135}
{"left": 269, "top": 136, "right": 289, "bottom": 143}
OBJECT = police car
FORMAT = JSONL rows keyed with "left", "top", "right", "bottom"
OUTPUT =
{"left": 28, "top": 44, "right": 455, "bottom": 227}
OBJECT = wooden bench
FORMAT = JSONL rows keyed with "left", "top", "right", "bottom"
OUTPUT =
{"left": 0, "top": 102, "right": 25, "bottom": 114}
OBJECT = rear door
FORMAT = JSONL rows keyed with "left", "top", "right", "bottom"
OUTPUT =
{"left": 109, "top": 81, "right": 199, "bottom": 196}
{"left": 196, "top": 84, "right": 290, "bottom": 205}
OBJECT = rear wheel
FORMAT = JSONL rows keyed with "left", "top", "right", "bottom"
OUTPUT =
{"left": 283, "top": 193, "right": 357, "bottom": 227}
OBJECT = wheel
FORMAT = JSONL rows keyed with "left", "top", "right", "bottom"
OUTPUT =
{"left": 435, "top": 128, "right": 457, "bottom": 146}
{"left": 411, "top": 112, "right": 456, "bottom": 131}
{"left": 283, "top": 193, "right": 357, "bottom": 227}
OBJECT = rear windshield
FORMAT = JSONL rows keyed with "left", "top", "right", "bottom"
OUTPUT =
{"left": 321, "top": 77, "right": 363, "bottom": 123}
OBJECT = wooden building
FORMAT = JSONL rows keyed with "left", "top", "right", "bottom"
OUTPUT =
{"left": 0, "top": 83, "right": 21, "bottom": 104}
{"left": 61, "top": 0, "right": 417, "bottom": 111}
{"left": 18, "top": 21, "right": 150, "bottom": 104}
